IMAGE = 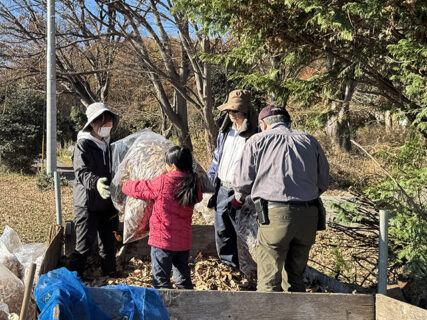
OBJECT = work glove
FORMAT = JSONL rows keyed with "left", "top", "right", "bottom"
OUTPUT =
{"left": 96, "top": 177, "right": 111, "bottom": 199}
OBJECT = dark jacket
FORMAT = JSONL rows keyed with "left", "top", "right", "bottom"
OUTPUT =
{"left": 72, "top": 132, "right": 117, "bottom": 214}
{"left": 208, "top": 110, "right": 258, "bottom": 189}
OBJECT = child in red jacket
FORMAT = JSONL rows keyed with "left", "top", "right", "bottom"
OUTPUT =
{"left": 122, "top": 146, "right": 202, "bottom": 289}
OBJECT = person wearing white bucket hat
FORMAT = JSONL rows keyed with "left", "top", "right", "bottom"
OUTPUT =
{"left": 68, "top": 102, "right": 120, "bottom": 277}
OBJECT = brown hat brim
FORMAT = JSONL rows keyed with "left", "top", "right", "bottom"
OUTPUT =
{"left": 217, "top": 102, "right": 248, "bottom": 113}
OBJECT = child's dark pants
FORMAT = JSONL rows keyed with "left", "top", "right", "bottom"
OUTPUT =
{"left": 150, "top": 246, "right": 193, "bottom": 289}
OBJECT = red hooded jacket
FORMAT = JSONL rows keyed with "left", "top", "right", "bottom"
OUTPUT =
{"left": 122, "top": 170, "right": 202, "bottom": 251}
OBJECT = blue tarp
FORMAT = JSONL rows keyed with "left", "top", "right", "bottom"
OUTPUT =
{"left": 34, "top": 267, "right": 170, "bottom": 320}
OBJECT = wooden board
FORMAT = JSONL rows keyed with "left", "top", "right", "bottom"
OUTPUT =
{"left": 117, "top": 225, "right": 217, "bottom": 263}
{"left": 159, "top": 290, "right": 375, "bottom": 320}
{"left": 38, "top": 224, "right": 63, "bottom": 276}
{"left": 376, "top": 294, "right": 427, "bottom": 320}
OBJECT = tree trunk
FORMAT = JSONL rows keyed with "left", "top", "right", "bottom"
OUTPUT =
{"left": 327, "top": 100, "right": 351, "bottom": 151}
{"left": 384, "top": 110, "right": 392, "bottom": 133}
{"left": 201, "top": 51, "right": 217, "bottom": 155}
{"left": 327, "top": 79, "right": 355, "bottom": 152}
{"left": 173, "top": 90, "right": 193, "bottom": 151}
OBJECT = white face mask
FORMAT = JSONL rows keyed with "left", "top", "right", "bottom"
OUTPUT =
{"left": 97, "top": 126, "right": 112, "bottom": 138}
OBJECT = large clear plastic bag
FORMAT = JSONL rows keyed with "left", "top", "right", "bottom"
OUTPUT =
{"left": 110, "top": 129, "right": 214, "bottom": 244}
{"left": 234, "top": 197, "right": 258, "bottom": 279}
{"left": 194, "top": 193, "right": 215, "bottom": 225}
{"left": 110, "top": 131, "right": 142, "bottom": 177}
{"left": 0, "top": 226, "right": 47, "bottom": 284}
{"left": 194, "top": 193, "right": 258, "bottom": 278}
{"left": 0, "top": 225, "right": 22, "bottom": 253}
{"left": 0, "top": 300, "right": 10, "bottom": 320}
{"left": 0, "top": 242, "right": 24, "bottom": 280}
{"left": 0, "top": 263, "right": 24, "bottom": 315}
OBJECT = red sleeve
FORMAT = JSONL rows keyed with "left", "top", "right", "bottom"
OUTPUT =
{"left": 122, "top": 175, "right": 163, "bottom": 201}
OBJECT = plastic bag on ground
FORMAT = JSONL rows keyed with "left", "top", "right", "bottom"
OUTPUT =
{"left": 0, "top": 300, "right": 9, "bottom": 320}
{"left": 0, "top": 226, "right": 22, "bottom": 253}
{"left": 0, "top": 242, "right": 24, "bottom": 280}
{"left": 35, "top": 267, "right": 169, "bottom": 320}
{"left": 110, "top": 129, "right": 214, "bottom": 244}
{"left": 0, "top": 263, "right": 24, "bottom": 315}
{"left": 0, "top": 226, "right": 47, "bottom": 284}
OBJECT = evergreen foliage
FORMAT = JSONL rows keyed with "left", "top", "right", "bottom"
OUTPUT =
{"left": 0, "top": 89, "right": 44, "bottom": 172}
{"left": 334, "top": 133, "right": 427, "bottom": 282}
{"left": 177, "top": 0, "right": 427, "bottom": 136}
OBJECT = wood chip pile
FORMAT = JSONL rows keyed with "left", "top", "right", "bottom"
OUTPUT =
{"left": 79, "top": 253, "right": 332, "bottom": 293}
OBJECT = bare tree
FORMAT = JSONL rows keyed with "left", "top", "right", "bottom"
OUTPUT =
{"left": 0, "top": 0, "right": 121, "bottom": 106}
{"left": 100, "top": 0, "right": 218, "bottom": 152}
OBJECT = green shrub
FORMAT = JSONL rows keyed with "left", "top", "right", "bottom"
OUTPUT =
{"left": 35, "top": 169, "right": 68, "bottom": 190}
{"left": 70, "top": 105, "right": 86, "bottom": 132}
{"left": 0, "top": 89, "right": 44, "bottom": 172}
{"left": 333, "top": 132, "right": 427, "bottom": 282}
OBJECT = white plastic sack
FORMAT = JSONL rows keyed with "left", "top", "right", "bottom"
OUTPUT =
{"left": 0, "top": 226, "right": 22, "bottom": 253}
{"left": 111, "top": 129, "right": 214, "bottom": 244}
{"left": 0, "top": 242, "right": 24, "bottom": 280}
{"left": 0, "top": 300, "right": 9, "bottom": 320}
{"left": 0, "top": 226, "right": 47, "bottom": 285}
{"left": 0, "top": 263, "right": 24, "bottom": 315}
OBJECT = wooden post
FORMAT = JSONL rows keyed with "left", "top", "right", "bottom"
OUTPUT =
{"left": 19, "top": 263, "right": 36, "bottom": 320}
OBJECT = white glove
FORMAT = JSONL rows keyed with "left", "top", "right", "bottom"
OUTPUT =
{"left": 96, "top": 177, "right": 110, "bottom": 199}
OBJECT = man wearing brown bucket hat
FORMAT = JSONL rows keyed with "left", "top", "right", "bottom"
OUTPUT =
{"left": 207, "top": 89, "right": 258, "bottom": 269}
{"left": 233, "top": 104, "right": 329, "bottom": 292}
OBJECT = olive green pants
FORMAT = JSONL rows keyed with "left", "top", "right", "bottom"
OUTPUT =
{"left": 256, "top": 205, "right": 318, "bottom": 292}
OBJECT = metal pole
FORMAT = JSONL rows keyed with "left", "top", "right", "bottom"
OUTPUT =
{"left": 378, "top": 209, "right": 389, "bottom": 294}
{"left": 54, "top": 171, "right": 62, "bottom": 226}
{"left": 46, "top": 0, "right": 56, "bottom": 174}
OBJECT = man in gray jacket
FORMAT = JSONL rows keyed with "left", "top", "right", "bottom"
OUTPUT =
{"left": 233, "top": 105, "right": 329, "bottom": 292}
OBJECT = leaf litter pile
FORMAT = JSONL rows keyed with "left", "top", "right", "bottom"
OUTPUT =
{"left": 0, "top": 173, "right": 378, "bottom": 293}
{"left": 81, "top": 254, "right": 259, "bottom": 292}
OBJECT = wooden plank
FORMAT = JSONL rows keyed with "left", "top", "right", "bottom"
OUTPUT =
{"left": 38, "top": 224, "right": 63, "bottom": 276}
{"left": 117, "top": 225, "right": 217, "bottom": 263}
{"left": 159, "top": 290, "right": 375, "bottom": 320}
{"left": 376, "top": 294, "right": 427, "bottom": 320}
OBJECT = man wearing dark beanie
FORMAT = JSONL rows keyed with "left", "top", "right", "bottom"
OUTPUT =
{"left": 233, "top": 104, "right": 329, "bottom": 292}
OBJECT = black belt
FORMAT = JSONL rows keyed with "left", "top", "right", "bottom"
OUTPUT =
{"left": 268, "top": 200, "right": 317, "bottom": 209}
